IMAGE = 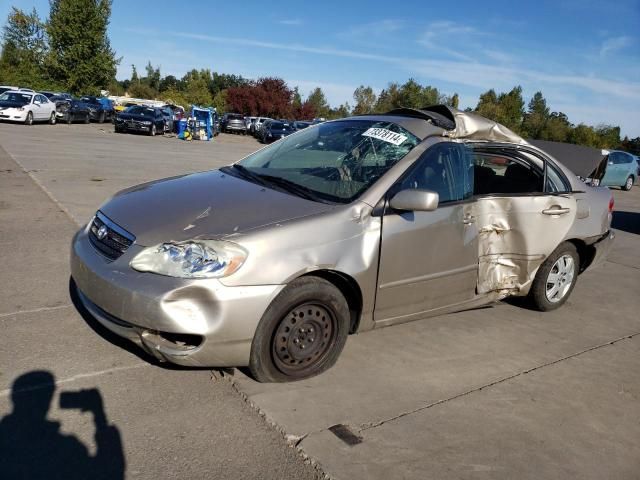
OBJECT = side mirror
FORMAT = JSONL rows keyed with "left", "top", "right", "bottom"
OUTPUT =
{"left": 390, "top": 189, "right": 439, "bottom": 212}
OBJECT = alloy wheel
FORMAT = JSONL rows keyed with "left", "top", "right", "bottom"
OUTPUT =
{"left": 545, "top": 254, "right": 575, "bottom": 303}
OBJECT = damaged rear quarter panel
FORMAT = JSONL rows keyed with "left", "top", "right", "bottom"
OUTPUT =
{"left": 474, "top": 195, "right": 577, "bottom": 295}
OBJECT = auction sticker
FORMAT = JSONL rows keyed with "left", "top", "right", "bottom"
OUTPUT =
{"left": 362, "top": 128, "right": 408, "bottom": 146}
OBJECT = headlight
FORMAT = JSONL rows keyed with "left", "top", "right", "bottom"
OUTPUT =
{"left": 142, "top": 120, "right": 152, "bottom": 125}
{"left": 130, "top": 240, "right": 247, "bottom": 278}
{"left": 116, "top": 117, "right": 123, "bottom": 122}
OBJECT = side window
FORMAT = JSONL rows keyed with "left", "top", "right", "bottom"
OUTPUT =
{"left": 472, "top": 151, "right": 543, "bottom": 195}
{"left": 545, "top": 163, "right": 571, "bottom": 192}
{"left": 398, "top": 143, "right": 473, "bottom": 203}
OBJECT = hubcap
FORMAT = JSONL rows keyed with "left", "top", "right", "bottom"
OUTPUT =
{"left": 272, "top": 303, "right": 336, "bottom": 374}
{"left": 545, "top": 254, "right": 575, "bottom": 303}
{"left": 626, "top": 177, "right": 633, "bottom": 189}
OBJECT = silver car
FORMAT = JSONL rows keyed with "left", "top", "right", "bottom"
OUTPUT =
{"left": 71, "top": 106, "right": 615, "bottom": 382}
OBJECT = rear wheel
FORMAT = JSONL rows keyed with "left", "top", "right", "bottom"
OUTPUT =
{"left": 25, "top": 112, "right": 33, "bottom": 126}
{"left": 529, "top": 242, "right": 579, "bottom": 311}
{"left": 249, "top": 277, "right": 350, "bottom": 382}
{"left": 98, "top": 111, "right": 105, "bottom": 123}
{"left": 622, "top": 176, "right": 634, "bottom": 191}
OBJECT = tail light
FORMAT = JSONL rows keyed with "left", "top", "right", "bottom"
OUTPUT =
{"left": 608, "top": 195, "right": 614, "bottom": 213}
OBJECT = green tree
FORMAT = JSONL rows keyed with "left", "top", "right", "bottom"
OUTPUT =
{"left": 569, "top": 124, "right": 598, "bottom": 147}
{"left": 449, "top": 93, "right": 459, "bottom": 109}
{"left": 374, "top": 82, "right": 401, "bottom": 112}
{"left": 594, "top": 125, "right": 621, "bottom": 149}
{"left": 212, "top": 89, "right": 228, "bottom": 114}
{"left": 352, "top": 85, "right": 376, "bottom": 115}
{"left": 476, "top": 89, "right": 500, "bottom": 120}
{"left": 540, "top": 112, "right": 571, "bottom": 142}
{"left": 130, "top": 64, "right": 138, "bottom": 84}
{"left": 47, "top": 0, "right": 118, "bottom": 94}
{"left": 0, "top": 8, "right": 48, "bottom": 87}
{"left": 307, "top": 87, "right": 330, "bottom": 118}
{"left": 521, "top": 91, "right": 549, "bottom": 139}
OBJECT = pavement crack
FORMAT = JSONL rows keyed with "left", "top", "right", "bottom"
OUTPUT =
{"left": 0, "top": 304, "right": 73, "bottom": 319}
{"left": 605, "top": 259, "right": 640, "bottom": 271}
{"left": 359, "top": 331, "right": 640, "bottom": 432}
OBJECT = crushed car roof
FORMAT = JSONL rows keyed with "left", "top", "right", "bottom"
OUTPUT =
{"left": 385, "top": 105, "right": 528, "bottom": 145}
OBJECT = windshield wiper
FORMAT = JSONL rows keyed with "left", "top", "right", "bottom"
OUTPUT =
{"left": 256, "top": 174, "right": 324, "bottom": 202}
{"left": 224, "top": 164, "right": 268, "bottom": 187}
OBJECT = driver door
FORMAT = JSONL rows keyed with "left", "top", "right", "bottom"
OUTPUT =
{"left": 374, "top": 142, "right": 479, "bottom": 326}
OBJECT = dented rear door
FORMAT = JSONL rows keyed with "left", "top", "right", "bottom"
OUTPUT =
{"left": 474, "top": 194, "right": 577, "bottom": 294}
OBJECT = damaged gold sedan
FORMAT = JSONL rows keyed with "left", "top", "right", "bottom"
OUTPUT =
{"left": 71, "top": 105, "right": 615, "bottom": 382}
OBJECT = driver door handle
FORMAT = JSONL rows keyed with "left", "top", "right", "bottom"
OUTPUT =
{"left": 542, "top": 206, "right": 571, "bottom": 215}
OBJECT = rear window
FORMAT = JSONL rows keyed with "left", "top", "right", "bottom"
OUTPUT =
{"left": 228, "top": 114, "right": 244, "bottom": 120}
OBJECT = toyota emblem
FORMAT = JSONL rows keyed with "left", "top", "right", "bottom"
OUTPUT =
{"left": 97, "top": 225, "right": 108, "bottom": 240}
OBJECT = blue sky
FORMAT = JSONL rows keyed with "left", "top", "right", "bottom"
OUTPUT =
{"left": 3, "top": 0, "right": 639, "bottom": 136}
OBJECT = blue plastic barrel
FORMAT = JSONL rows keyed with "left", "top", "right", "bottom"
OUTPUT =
{"left": 177, "top": 119, "right": 188, "bottom": 135}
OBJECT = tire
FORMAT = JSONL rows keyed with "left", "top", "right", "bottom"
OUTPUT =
{"left": 98, "top": 111, "right": 105, "bottom": 123}
{"left": 66, "top": 114, "right": 72, "bottom": 125}
{"left": 84, "top": 113, "right": 90, "bottom": 124}
{"left": 25, "top": 112, "right": 33, "bottom": 126}
{"left": 49, "top": 112, "right": 56, "bottom": 125}
{"left": 249, "top": 276, "right": 350, "bottom": 382}
{"left": 529, "top": 242, "right": 579, "bottom": 311}
{"left": 149, "top": 124, "right": 156, "bottom": 136}
{"left": 622, "top": 176, "right": 634, "bottom": 191}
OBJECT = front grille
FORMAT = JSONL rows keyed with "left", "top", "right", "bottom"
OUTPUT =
{"left": 88, "top": 211, "right": 135, "bottom": 261}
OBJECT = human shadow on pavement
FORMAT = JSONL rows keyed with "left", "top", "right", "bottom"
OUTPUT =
{"left": 612, "top": 211, "right": 640, "bottom": 235}
{"left": 0, "top": 371, "right": 125, "bottom": 480}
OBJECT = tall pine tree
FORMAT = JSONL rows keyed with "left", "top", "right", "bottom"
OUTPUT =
{"left": 46, "top": 0, "right": 118, "bottom": 94}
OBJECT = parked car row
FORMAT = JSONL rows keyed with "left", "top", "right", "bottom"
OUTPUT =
{"left": 0, "top": 87, "right": 116, "bottom": 125}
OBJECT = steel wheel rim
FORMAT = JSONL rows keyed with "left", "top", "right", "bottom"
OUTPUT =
{"left": 545, "top": 254, "right": 575, "bottom": 303}
{"left": 26, "top": 113, "right": 32, "bottom": 125}
{"left": 51, "top": 113, "right": 56, "bottom": 124}
{"left": 626, "top": 177, "right": 633, "bottom": 189}
{"left": 272, "top": 303, "right": 337, "bottom": 375}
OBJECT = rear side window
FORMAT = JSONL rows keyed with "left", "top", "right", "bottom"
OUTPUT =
{"left": 398, "top": 143, "right": 474, "bottom": 203}
{"left": 472, "top": 153, "right": 543, "bottom": 195}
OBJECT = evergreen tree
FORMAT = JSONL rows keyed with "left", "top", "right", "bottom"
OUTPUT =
{"left": 47, "top": 0, "right": 118, "bottom": 94}
{"left": 352, "top": 85, "right": 376, "bottom": 115}
{"left": 522, "top": 91, "right": 549, "bottom": 139}
{"left": 307, "top": 87, "right": 330, "bottom": 118}
{"left": 0, "top": 8, "right": 48, "bottom": 86}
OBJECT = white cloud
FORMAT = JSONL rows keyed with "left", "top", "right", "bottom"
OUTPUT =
{"left": 278, "top": 19, "right": 303, "bottom": 26}
{"left": 599, "top": 36, "right": 633, "bottom": 57}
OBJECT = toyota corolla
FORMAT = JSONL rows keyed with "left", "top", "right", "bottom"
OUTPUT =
{"left": 71, "top": 105, "right": 614, "bottom": 382}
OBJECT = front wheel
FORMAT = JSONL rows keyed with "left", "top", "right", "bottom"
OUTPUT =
{"left": 49, "top": 112, "right": 56, "bottom": 125}
{"left": 149, "top": 124, "right": 156, "bottom": 136}
{"left": 98, "top": 111, "right": 105, "bottom": 123}
{"left": 529, "top": 242, "right": 579, "bottom": 311}
{"left": 622, "top": 176, "right": 634, "bottom": 191}
{"left": 84, "top": 113, "right": 90, "bottom": 124}
{"left": 25, "top": 112, "right": 33, "bottom": 126}
{"left": 249, "top": 277, "right": 350, "bottom": 382}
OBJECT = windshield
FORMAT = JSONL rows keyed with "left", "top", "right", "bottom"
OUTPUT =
{"left": 127, "top": 106, "right": 155, "bottom": 116}
{"left": 235, "top": 119, "right": 419, "bottom": 203}
{"left": 0, "top": 92, "right": 32, "bottom": 105}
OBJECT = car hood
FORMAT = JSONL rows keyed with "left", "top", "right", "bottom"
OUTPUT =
{"left": 99, "top": 170, "right": 335, "bottom": 246}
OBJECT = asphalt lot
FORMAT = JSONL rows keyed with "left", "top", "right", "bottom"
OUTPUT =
{"left": 1, "top": 121, "right": 639, "bottom": 479}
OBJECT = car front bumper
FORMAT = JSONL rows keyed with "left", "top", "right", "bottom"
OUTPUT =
{"left": 0, "top": 109, "right": 27, "bottom": 121}
{"left": 70, "top": 226, "right": 284, "bottom": 367}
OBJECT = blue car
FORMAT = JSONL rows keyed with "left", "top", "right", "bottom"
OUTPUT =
{"left": 596, "top": 150, "right": 637, "bottom": 191}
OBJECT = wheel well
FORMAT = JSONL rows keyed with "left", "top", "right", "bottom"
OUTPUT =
{"left": 566, "top": 239, "right": 596, "bottom": 273}
{"left": 302, "top": 270, "right": 363, "bottom": 334}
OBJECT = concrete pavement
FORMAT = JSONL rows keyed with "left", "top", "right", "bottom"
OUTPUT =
{"left": 1, "top": 121, "right": 638, "bottom": 479}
